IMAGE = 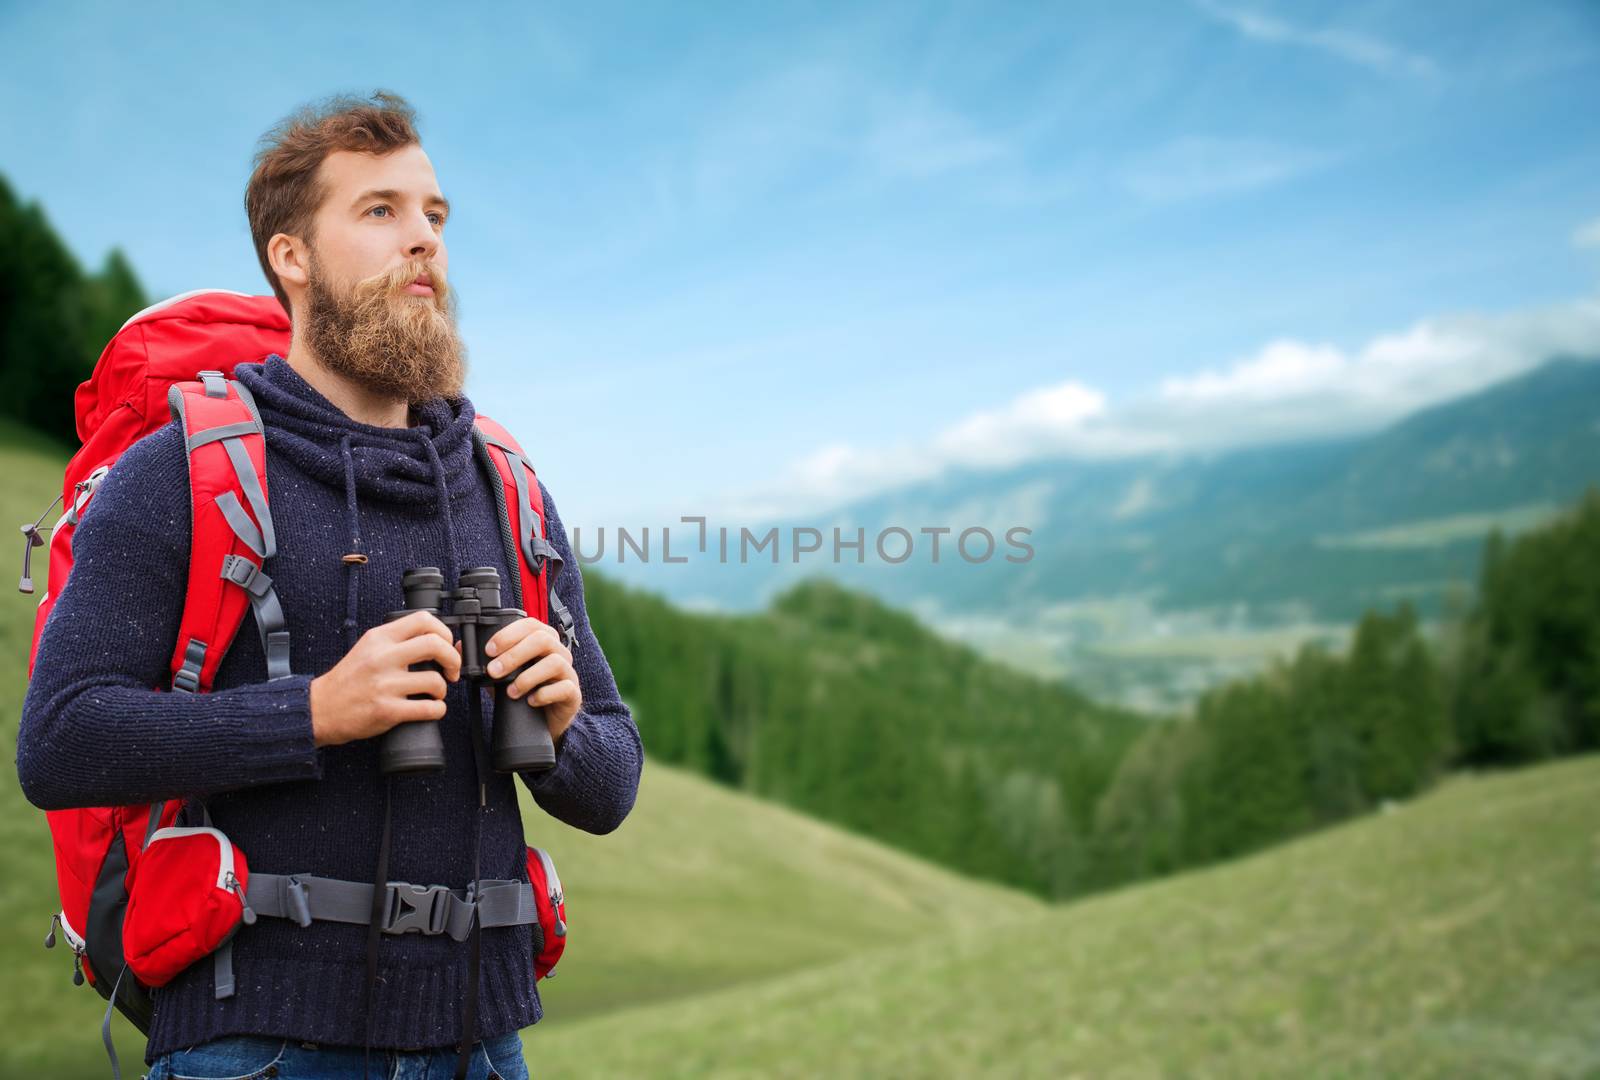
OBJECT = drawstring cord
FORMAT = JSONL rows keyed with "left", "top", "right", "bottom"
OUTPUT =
{"left": 339, "top": 434, "right": 365, "bottom": 654}
{"left": 419, "top": 436, "right": 461, "bottom": 590}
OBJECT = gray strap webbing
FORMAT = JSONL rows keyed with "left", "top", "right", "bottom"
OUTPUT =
{"left": 479, "top": 437, "right": 546, "bottom": 564}
{"left": 214, "top": 941, "right": 235, "bottom": 999}
{"left": 216, "top": 492, "right": 265, "bottom": 559}
{"left": 221, "top": 436, "right": 277, "bottom": 559}
{"left": 101, "top": 964, "right": 128, "bottom": 1080}
{"left": 505, "top": 451, "right": 543, "bottom": 572}
{"left": 479, "top": 436, "right": 578, "bottom": 650}
{"left": 476, "top": 432, "right": 579, "bottom": 649}
{"left": 186, "top": 421, "right": 259, "bottom": 452}
{"left": 200, "top": 370, "right": 228, "bottom": 399}
{"left": 220, "top": 555, "right": 293, "bottom": 680}
{"left": 529, "top": 534, "right": 561, "bottom": 570}
{"left": 182, "top": 389, "right": 295, "bottom": 684}
{"left": 246, "top": 873, "right": 537, "bottom": 943}
{"left": 549, "top": 587, "right": 577, "bottom": 651}
{"left": 476, "top": 433, "right": 519, "bottom": 456}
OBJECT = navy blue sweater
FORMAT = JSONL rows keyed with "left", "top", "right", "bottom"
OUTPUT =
{"left": 16, "top": 354, "right": 643, "bottom": 1061}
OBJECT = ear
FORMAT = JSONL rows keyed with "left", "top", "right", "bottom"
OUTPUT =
{"left": 268, "top": 232, "right": 311, "bottom": 292}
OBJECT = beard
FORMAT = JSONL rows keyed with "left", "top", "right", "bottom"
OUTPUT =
{"left": 302, "top": 249, "right": 468, "bottom": 407}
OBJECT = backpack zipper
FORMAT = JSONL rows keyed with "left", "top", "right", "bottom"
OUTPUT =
{"left": 532, "top": 847, "right": 565, "bottom": 936}
{"left": 17, "top": 464, "right": 113, "bottom": 595}
{"left": 146, "top": 826, "right": 257, "bottom": 923}
{"left": 44, "top": 910, "right": 88, "bottom": 985}
{"left": 147, "top": 826, "right": 234, "bottom": 887}
{"left": 63, "top": 464, "right": 112, "bottom": 528}
{"left": 45, "top": 909, "right": 86, "bottom": 953}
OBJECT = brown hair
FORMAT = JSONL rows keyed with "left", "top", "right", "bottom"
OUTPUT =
{"left": 245, "top": 90, "right": 421, "bottom": 315}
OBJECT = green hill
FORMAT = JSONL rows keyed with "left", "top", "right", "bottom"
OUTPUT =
{"left": 513, "top": 756, "right": 1045, "bottom": 1024}
{"left": 519, "top": 754, "right": 1600, "bottom": 1078}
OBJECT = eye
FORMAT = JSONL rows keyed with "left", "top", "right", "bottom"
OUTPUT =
{"left": 367, "top": 204, "right": 392, "bottom": 219}
{"left": 427, "top": 211, "right": 446, "bottom": 226}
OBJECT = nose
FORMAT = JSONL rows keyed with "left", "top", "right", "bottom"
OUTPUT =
{"left": 402, "top": 208, "right": 441, "bottom": 262}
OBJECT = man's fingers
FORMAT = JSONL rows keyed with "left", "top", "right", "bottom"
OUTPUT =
{"left": 395, "top": 669, "right": 449, "bottom": 701}
{"left": 393, "top": 628, "right": 463, "bottom": 679}
{"left": 482, "top": 618, "right": 527, "bottom": 658}
{"left": 484, "top": 617, "right": 557, "bottom": 660}
{"left": 486, "top": 622, "right": 565, "bottom": 678}
{"left": 391, "top": 696, "right": 449, "bottom": 724}
{"left": 508, "top": 653, "right": 572, "bottom": 699}
{"left": 383, "top": 609, "right": 452, "bottom": 644}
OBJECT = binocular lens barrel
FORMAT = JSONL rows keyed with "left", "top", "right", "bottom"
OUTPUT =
{"left": 378, "top": 566, "right": 557, "bottom": 775}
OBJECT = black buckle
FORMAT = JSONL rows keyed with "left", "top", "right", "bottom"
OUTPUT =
{"left": 381, "top": 882, "right": 452, "bottom": 935}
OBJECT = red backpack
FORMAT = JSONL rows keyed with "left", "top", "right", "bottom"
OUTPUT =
{"left": 20, "top": 290, "right": 571, "bottom": 1055}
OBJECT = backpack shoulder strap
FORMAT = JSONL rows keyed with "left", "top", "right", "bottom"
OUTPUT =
{"left": 471, "top": 414, "right": 577, "bottom": 651}
{"left": 165, "top": 371, "right": 292, "bottom": 692}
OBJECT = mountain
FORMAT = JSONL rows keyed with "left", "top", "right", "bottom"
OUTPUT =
{"left": 612, "top": 357, "right": 1600, "bottom": 707}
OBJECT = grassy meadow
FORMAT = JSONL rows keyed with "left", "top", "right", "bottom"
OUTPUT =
{"left": 523, "top": 755, "right": 1600, "bottom": 1079}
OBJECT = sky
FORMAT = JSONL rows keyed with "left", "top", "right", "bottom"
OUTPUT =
{"left": 3, "top": 0, "right": 1599, "bottom": 532}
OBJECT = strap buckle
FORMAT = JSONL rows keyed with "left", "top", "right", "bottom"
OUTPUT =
{"left": 172, "top": 638, "right": 207, "bottom": 694}
{"left": 221, "top": 553, "right": 267, "bottom": 594}
{"left": 381, "top": 881, "right": 454, "bottom": 936}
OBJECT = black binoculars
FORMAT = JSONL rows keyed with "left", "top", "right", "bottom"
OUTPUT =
{"left": 378, "top": 565, "right": 557, "bottom": 776}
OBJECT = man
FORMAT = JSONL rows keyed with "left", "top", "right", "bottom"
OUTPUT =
{"left": 16, "top": 90, "right": 643, "bottom": 1079}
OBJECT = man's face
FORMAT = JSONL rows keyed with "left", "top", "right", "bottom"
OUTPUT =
{"left": 299, "top": 145, "right": 467, "bottom": 406}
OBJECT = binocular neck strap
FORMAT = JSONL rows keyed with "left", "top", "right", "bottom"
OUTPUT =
{"left": 453, "top": 687, "right": 491, "bottom": 1080}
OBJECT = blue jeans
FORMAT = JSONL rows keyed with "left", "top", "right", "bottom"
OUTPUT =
{"left": 145, "top": 1031, "right": 529, "bottom": 1079}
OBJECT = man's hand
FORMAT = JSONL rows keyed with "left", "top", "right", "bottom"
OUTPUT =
{"left": 309, "top": 610, "right": 463, "bottom": 748}
{"left": 473, "top": 617, "right": 582, "bottom": 746}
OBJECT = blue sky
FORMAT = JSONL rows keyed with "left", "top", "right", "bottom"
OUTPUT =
{"left": 3, "top": 0, "right": 1599, "bottom": 530}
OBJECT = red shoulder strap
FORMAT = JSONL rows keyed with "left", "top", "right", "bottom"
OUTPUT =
{"left": 166, "top": 371, "right": 293, "bottom": 692}
{"left": 472, "top": 415, "right": 576, "bottom": 650}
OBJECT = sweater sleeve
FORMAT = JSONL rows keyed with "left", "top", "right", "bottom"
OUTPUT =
{"left": 15, "top": 421, "right": 322, "bottom": 812}
{"left": 518, "top": 479, "right": 644, "bottom": 835}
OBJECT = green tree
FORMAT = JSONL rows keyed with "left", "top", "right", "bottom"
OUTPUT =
{"left": 0, "top": 175, "right": 149, "bottom": 443}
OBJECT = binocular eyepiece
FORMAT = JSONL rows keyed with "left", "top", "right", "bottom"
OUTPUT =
{"left": 379, "top": 565, "right": 557, "bottom": 776}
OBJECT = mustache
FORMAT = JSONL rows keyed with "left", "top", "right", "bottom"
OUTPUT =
{"left": 354, "top": 259, "right": 450, "bottom": 303}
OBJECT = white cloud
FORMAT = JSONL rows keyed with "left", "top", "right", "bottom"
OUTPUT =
{"left": 717, "top": 379, "right": 1111, "bottom": 520}
{"left": 1160, "top": 340, "right": 1345, "bottom": 402}
{"left": 1573, "top": 216, "right": 1600, "bottom": 249}
{"left": 932, "top": 381, "right": 1107, "bottom": 468}
{"left": 717, "top": 291, "right": 1600, "bottom": 521}
{"left": 1154, "top": 295, "right": 1600, "bottom": 444}
{"left": 1194, "top": 0, "right": 1439, "bottom": 79}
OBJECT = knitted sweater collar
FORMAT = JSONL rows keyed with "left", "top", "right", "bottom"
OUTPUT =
{"left": 234, "top": 353, "right": 479, "bottom": 507}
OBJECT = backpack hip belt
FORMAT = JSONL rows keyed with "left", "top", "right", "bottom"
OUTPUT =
{"left": 244, "top": 872, "right": 544, "bottom": 945}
